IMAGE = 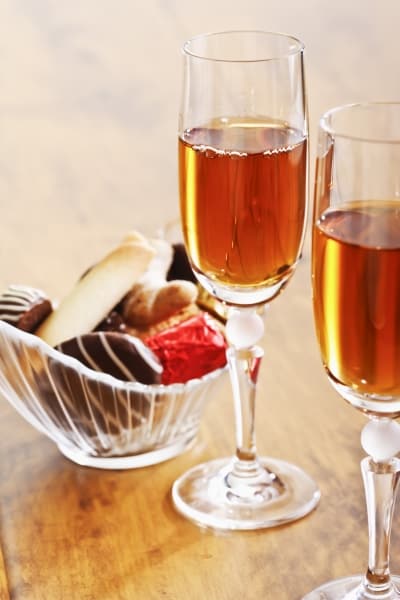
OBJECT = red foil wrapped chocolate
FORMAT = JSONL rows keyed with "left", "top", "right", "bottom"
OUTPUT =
{"left": 145, "top": 313, "right": 227, "bottom": 384}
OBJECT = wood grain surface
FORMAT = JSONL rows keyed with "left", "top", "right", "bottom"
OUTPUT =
{"left": 0, "top": 2, "right": 400, "bottom": 599}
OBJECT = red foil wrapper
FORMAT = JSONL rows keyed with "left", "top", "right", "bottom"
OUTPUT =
{"left": 145, "top": 313, "right": 227, "bottom": 384}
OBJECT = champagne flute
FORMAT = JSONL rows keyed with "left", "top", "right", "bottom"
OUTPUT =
{"left": 304, "top": 102, "right": 400, "bottom": 598}
{"left": 171, "top": 30, "right": 320, "bottom": 530}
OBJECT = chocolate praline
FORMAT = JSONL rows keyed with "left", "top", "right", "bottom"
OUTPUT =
{"left": 56, "top": 331, "right": 163, "bottom": 384}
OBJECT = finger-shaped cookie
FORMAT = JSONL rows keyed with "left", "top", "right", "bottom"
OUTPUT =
{"left": 36, "top": 232, "right": 155, "bottom": 346}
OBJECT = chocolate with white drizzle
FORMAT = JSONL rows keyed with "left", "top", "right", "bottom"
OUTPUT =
{"left": 56, "top": 331, "right": 163, "bottom": 384}
{"left": 0, "top": 284, "right": 52, "bottom": 332}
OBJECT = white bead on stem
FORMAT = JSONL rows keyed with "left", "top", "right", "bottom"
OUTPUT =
{"left": 225, "top": 310, "right": 265, "bottom": 349}
{"left": 361, "top": 419, "right": 400, "bottom": 462}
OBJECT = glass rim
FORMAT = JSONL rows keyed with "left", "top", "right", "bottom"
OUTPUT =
{"left": 320, "top": 101, "right": 400, "bottom": 144}
{"left": 182, "top": 30, "right": 304, "bottom": 63}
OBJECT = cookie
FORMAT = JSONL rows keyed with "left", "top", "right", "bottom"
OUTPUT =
{"left": 57, "top": 331, "right": 163, "bottom": 384}
{"left": 0, "top": 284, "right": 52, "bottom": 332}
{"left": 36, "top": 231, "right": 155, "bottom": 347}
{"left": 126, "top": 303, "right": 200, "bottom": 340}
{"left": 122, "top": 238, "right": 198, "bottom": 328}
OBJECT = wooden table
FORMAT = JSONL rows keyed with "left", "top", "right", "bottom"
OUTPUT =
{"left": 0, "top": 2, "right": 400, "bottom": 599}
{"left": 1, "top": 251, "right": 399, "bottom": 600}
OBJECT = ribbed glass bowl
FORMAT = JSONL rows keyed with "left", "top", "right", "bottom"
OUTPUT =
{"left": 0, "top": 320, "right": 226, "bottom": 469}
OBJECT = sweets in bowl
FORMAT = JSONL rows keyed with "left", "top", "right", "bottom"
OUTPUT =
{"left": 0, "top": 231, "right": 227, "bottom": 469}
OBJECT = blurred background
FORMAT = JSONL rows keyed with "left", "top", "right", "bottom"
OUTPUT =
{"left": 0, "top": 0, "right": 399, "bottom": 299}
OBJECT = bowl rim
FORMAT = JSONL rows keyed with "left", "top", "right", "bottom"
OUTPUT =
{"left": 0, "top": 320, "right": 227, "bottom": 393}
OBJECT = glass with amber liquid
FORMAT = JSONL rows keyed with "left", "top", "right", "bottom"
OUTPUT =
{"left": 304, "top": 103, "right": 400, "bottom": 599}
{"left": 179, "top": 119, "right": 307, "bottom": 302}
{"left": 172, "top": 31, "right": 320, "bottom": 530}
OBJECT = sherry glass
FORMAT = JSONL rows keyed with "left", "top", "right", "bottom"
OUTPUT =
{"left": 304, "top": 102, "right": 400, "bottom": 598}
{"left": 171, "top": 30, "right": 320, "bottom": 530}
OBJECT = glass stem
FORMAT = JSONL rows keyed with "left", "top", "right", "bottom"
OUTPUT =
{"left": 226, "top": 344, "right": 264, "bottom": 474}
{"left": 360, "top": 455, "right": 400, "bottom": 597}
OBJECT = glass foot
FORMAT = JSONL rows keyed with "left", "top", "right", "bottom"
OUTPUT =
{"left": 303, "top": 575, "right": 400, "bottom": 599}
{"left": 171, "top": 456, "right": 320, "bottom": 530}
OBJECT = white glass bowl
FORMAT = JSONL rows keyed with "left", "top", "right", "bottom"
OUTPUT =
{"left": 0, "top": 320, "right": 226, "bottom": 469}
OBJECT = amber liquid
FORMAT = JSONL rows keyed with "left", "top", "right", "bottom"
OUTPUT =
{"left": 313, "top": 201, "right": 400, "bottom": 397}
{"left": 179, "top": 117, "right": 307, "bottom": 293}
